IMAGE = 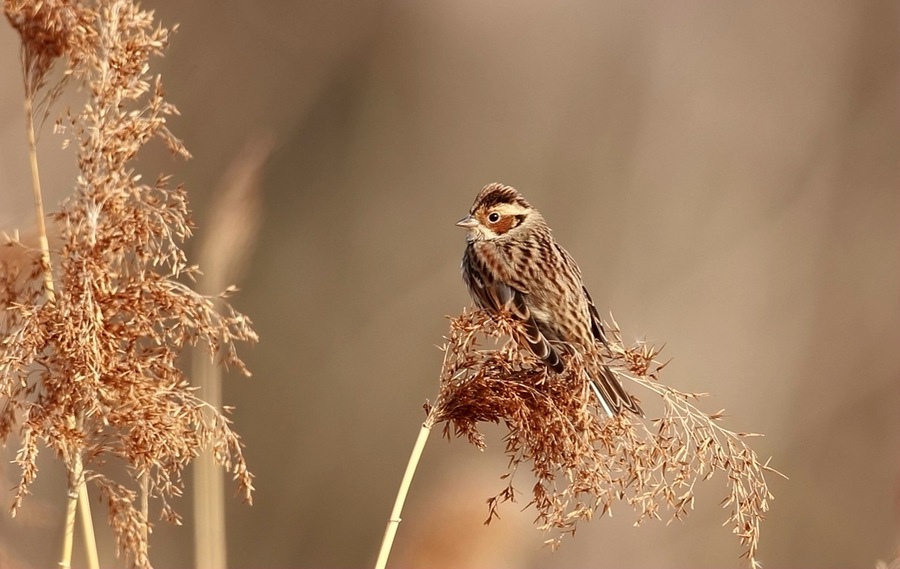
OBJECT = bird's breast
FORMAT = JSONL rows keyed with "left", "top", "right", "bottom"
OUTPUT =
{"left": 472, "top": 241, "right": 507, "bottom": 277}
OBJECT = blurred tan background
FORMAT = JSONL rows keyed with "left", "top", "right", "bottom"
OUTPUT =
{"left": 2, "top": 1, "right": 899, "bottom": 567}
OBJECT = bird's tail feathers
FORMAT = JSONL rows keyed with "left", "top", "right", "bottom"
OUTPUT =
{"left": 591, "top": 363, "right": 644, "bottom": 418}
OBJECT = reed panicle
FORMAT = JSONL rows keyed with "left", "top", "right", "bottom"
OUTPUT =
{"left": 2, "top": 1, "right": 257, "bottom": 567}
{"left": 427, "top": 309, "right": 781, "bottom": 567}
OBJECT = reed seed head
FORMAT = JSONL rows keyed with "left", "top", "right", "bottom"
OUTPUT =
{"left": 430, "top": 309, "right": 780, "bottom": 567}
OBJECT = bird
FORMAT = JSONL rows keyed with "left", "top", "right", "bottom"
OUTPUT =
{"left": 456, "top": 182, "right": 642, "bottom": 417}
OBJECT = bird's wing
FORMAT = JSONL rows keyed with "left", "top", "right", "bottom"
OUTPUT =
{"left": 583, "top": 285, "right": 611, "bottom": 347}
{"left": 582, "top": 286, "right": 644, "bottom": 416}
{"left": 510, "top": 291, "right": 565, "bottom": 373}
{"left": 462, "top": 246, "right": 563, "bottom": 372}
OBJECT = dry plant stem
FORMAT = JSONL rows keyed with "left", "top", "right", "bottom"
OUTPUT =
{"left": 374, "top": 413, "right": 436, "bottom": 569}
{"left": 193, "top": 347, "right": 226, "bottom": 569}
{"left": 22, "top": 58, "right": 98, "bottom": 569}
{"left": 61, "top": 484, "right": 76, "bottom": 569}
{"left": 60, "top": 447, "right": 84, "bottom": 569}
{"left": 141, "top": 472, "right": 149, "bottom": 544}
{"left": 191, "top": 136, "right": 266, "bottom": 569}
{"left": 22, "top": 64, "right": 56, "bottom": 301}
{"left": 78, "top": 484, "right": 100, "bottom": 569}
{"left": 191, "top": 138, "right": 272, "bottom": 569}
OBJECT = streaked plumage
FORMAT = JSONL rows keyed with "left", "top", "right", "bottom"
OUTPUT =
{"left": 457, "top": 182, "right": 642, "bottom": 417}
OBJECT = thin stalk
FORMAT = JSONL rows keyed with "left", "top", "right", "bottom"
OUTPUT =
{"left": 22, "top": 68, "right": 56, "bottom": 302}
{"left": 78, "top": 482, "right": 100, "bottom": 569}
{"left": 60, "top": 445, "right": 84, "bottom": 569}
{"left": 374, "top": 412, "right": 436, "bottom": 569}
{"left": 192, "top": 346, "right": 226, "bottom": 569}
{"left": 190, "top": 138, "right": 267, "bottom": 569}
{"left": 21, "top": 55, "right": 99, "bottom": 569}
{"left": 141, "top": 471, "right": 149, "bottom": 543}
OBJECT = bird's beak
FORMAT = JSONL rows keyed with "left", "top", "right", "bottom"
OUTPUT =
{"left": 456, "top": 215, "right": 478, "bottom": 228}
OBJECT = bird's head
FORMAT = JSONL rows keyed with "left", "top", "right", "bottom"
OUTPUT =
{"left": 456, "top": 183, "right": 542, "bottom": 242}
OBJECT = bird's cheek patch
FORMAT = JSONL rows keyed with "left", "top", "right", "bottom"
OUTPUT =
{"left": 492, "top": 215, "right": 516, "bottom": 234}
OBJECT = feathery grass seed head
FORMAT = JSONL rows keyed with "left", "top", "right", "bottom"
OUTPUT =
{"left": 1, "top": 2, "right": 256, "bottom": 567}
{"left": 430, "top": 309, "right": 780, "bottom": 566}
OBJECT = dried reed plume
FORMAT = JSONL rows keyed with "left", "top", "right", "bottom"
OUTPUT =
{"left": 2, "top": 1, "right": 257, "bottom": 568}
{"left": 378, "top": 309, "right": 781, "bottom": 569}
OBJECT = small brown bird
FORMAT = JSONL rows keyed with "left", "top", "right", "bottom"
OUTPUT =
{"left": 457, "top": 183, "right": 642, "bottom": 417}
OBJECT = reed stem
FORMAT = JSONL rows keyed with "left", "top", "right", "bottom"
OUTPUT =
{"left": 374, "top": 412, "right": 435, "bottom": 569}
{"left": 21, "top": 51, "right": 98, "bottom": 569}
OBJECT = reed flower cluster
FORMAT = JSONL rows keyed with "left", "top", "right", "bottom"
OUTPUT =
{"left": 428, "top": 309, "right": 779, "bottom": 567}
{"left": 2, "top": 1, "right": 256, "bottom": 567}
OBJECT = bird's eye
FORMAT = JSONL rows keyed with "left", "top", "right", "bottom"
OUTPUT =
{"left": 488, "top": 212, "right": 501, "bottom": 223}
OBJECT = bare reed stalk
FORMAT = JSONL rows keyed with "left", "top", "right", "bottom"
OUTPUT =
{"left": 78, "top": 481, "right": 100, "bottom": 569}
{"left": 13, "top": 6, "right": 96, "bottom": 567}
{"left": 379, "top": 309, "right": 782, "bottom": 568}
{"left": 191, "top": 136, "right": 267, "bottom": 569}
{"left": 191, "top": 359, "right": 226, "bottom": 569}
{"left": 374, "top": 416, "right": 435, "bottom": 569}
{"left": 21, "top": 61, "right": 56, "bottom": 301}
{"left": 2, "top": 2, "right": 258, "bottom": 568}
{"left": 140, "top": 472, "right": 149, "bottom": 544}
{"left": 60, "top": 450, "right": 84, "bottom": 569}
